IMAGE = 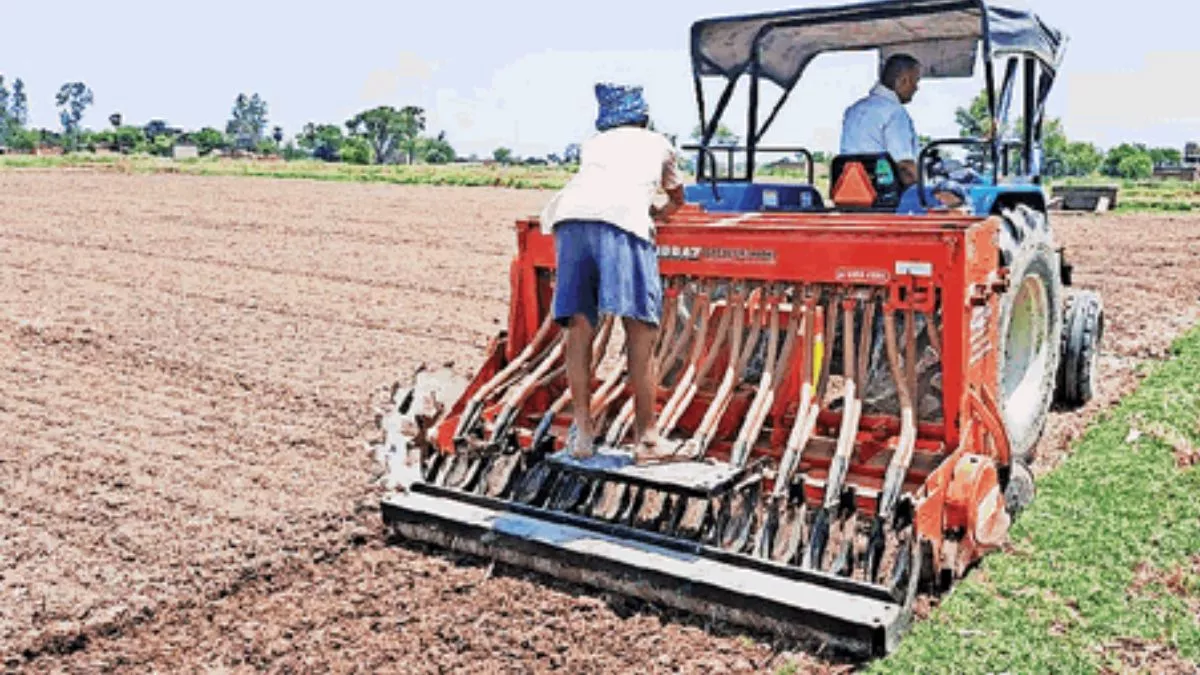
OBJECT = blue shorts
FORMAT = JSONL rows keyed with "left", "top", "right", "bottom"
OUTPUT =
{"left": 552, "top": 220, "right": 661, "bottom": 328}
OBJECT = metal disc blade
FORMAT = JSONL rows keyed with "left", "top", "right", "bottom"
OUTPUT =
{"left": 771, "top": 502, "right": 807, "bottom": 565}
{"left": 549, "top": 473, "right": 590, "bottom": 512}
{"left": 482, "top": 453, "right": 522, "bottom": 498}
{"left": 718, "top": 485, "right": 758, "bottom": 552}
{"left": 439, "top": 454, "right": 470, "bottom": 488}
{"left": 513, "top": 462, "right": 554, "bottom": 505}
{"left": 752, "top": 500, "right": 779, "bottom": 559}
{"left": 676, "top": 497, "right": 711, "bottom": 540}
{"left": 590, "top": 482, "right": 629, "bottom": 521}
{"left": 634, "top": 490, "right": 669, "bottom": 530}
{"left": 827, "top": 515, "right": 859, "bottom": 578}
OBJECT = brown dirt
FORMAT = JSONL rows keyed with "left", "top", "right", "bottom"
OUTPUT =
{"left": 1031, "top": 211, "right": 1200, "bottom": 477}
{"left": 1100, "top": 637, "right": 1197, "bottom": 674}
{"left": 1, "top": 172, "right": 1198, "bottom": 673}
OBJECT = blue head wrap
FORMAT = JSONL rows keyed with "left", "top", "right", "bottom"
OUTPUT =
{"left": 595, "top": 83, "right": 649, "bottom": 131}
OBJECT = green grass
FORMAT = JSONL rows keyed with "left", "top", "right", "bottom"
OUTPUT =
{"left": 5, "top": 154, "right": 1198, "bottom": 212}
{"left": 0, "top": 153, "right": 576, "bottom": 190}
{"left": 861, "top": 326, "right": 1200, "bottom": 674}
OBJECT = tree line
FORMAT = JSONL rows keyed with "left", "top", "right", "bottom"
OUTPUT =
{"left": 953, "top": 90, "right": 1183, "bottom": 180}
{"left": 0, "top": 76, "right": 1187, "bottom": 177}
{"left": 0, "top": 76, "right": 473, "bottom": 165}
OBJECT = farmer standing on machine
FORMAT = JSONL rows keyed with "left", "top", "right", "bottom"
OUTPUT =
{"left": 539, "top": 83, "right": 686, "bottom": 460}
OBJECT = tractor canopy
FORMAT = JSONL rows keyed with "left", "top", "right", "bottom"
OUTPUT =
{"left": 691, "top": 0, "right": 1064, "bottom": 90}
{"left": 687, "top": 0, "right": 1067, "bottom": 211}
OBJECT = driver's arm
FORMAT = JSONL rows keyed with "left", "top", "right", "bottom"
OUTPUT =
{"left": 884, "top": 110, "right": 920, "bottom": 188}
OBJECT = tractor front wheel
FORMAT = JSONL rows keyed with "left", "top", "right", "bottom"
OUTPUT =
{"left": 1055, "top": 290, "right": 1105, "bottom": 408}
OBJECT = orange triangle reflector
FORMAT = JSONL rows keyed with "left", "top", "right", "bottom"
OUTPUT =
{"left": 832, "top": 161, "right": 877, "bottom": 207}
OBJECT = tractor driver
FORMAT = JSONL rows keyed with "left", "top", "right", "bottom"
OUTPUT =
{"left": 840, "top": 53, "right": 922, "bottom": 188}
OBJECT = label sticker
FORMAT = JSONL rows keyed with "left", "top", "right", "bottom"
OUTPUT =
{"left": 835, "top": 267, "right": 890, "bottom": 284}
{"left": 657, "top": 245, "right": 776, "bottom": 265}
{"left": 896, "top": 261, "right": 934, "bottom": 277}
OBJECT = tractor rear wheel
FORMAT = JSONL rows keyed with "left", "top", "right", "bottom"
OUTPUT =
{"left": 996, "top": 206, "right": 1063, "bottom": 465}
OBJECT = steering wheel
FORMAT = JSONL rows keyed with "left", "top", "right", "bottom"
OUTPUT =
{"left": 917, "top": 140, "right": 991, "bottom": 210}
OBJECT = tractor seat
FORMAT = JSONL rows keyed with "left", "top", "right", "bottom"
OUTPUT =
{"left": 829, "top": 153, "right": 905, "bottom": 211}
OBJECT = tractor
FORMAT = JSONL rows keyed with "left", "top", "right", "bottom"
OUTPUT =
{"left": 376, "top": 0, "right": 1105, "bottom": 658}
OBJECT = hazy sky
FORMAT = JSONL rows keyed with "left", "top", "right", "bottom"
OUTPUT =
{"left": 3, "top": 0, "right": 1197, "bottom": 157}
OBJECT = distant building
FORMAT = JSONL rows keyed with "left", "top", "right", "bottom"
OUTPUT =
{"left": 172, "top": 143, "right": 199, "bottom": 160}
{"left": 1185, "top": 142, "right": 1200, "bottom": 167}
{"left": 1153, "top": 164, "right": 1200, "bottom": 181}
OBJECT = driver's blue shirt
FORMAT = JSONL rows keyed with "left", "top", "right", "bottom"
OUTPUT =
{"left": 840, "top": 83, "right": 919, "bottom": 163}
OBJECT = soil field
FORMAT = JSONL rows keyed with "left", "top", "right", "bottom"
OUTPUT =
{"left": 2, "top": 171, "right": 1198, "bottom": 673}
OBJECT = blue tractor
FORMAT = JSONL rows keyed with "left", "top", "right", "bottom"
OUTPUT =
{"left": 683, "top": 0, "right": 1103, "bottom": 464}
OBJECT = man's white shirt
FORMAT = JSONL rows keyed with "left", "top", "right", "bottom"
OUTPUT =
{"left": 839, "top": 83, "right": 919, "bottom": 163}
{"left": 540, "top": 127, "right": 681, "bottom": 243}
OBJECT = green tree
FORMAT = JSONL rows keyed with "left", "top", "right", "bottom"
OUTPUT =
{"left": 691, "top": 124, "right": 740, "bottom": 146}
{"left": 418, "top": 131, "right": 455, "bottom": 164}
{"left": 55, "top": 82, "right": 94, "bottom": 150}
{"left": 493, "top": 147, "right": 514, "bottom": 164}
{"left": 113, "top": 125, "right": 145, "bottom": 153}
{"left": 1063, "top": 141, "right": 1103, "bottom": 176}
{"left": 297, "top": 123, "right": 344, "bottom": 162}
{"left": 191, "top": 127, "right": 226, "bottom": 156}
{"left": 563, "top": 143, "right": 581, "bottom": 164}
{"left": 1117, "top": 153, "right": 1153, "bottom": 179}
{"left": 255, "top": 137, "right": 279, "bottom": 156}
{"left": 281, "top": 141, "right": 306, "bottom": 161}
{"left": 396, "top": 106, "right": 426, "bottom": 164}
{"left": 152, "top": 133, "right": 175, "bottom": 157}
{"left": 1103, "top": 143, "right": 1151, "bottom": 177}
{"left": 226, "top": 93, "right": 268, "bottom": 150}
{"left": 345, "top": 105, "right": 424, "bottom": 165}
{"left": 7, "top": 127, "right": 38, "bottom": 152}
{"left": 1148, "top": 147, "right": 1182, "bottom": 167}
{"left": 339, "top": 136, "right": 373, "bottom": 165}
{"left": 10, "top": 78, "right": 28, "bottom": 127}
{"left": 954, "top": 90, "right": 993, "bottom": 138}
{"left": 90, "top": 129, "right": 115, "bottom": 151}
{"left": 0, "top": 77, "right": 9, "bottom": 145}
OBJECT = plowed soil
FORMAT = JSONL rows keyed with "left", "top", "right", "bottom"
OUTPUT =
{"left": 2, "top": 171, "right": 1198, "bottom": 673}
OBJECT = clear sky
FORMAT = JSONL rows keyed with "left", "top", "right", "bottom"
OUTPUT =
{"left": 2, "top": 0, "right": 1197, "bottom": 158}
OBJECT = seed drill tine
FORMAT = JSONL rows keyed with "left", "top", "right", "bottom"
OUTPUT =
{"left": 804, "top": 293, "right": 860, "bottom": 570}
{"left": 715, "top": 288, "right": 782, "bottom": 550}
{"left": 529, "top": 317, "right": 614, "bottom": 449}
{"left": 639, "top": 292, "right": 702, "bottom": 444}
{"left": 730, "top": 287, "right": 788, "bottom": 468}
{"left": 734, "top": 286, "right": 767, "bottom": 379}
{"left": 769, "top": 296, "right": 837, "bottom": 563}
{"left": 656, "top": 283, "right": 715, "bottom": 438}
{"left": 658, "top": 282, "right": 701, "bottom": 387}
{"left": 685, "top": 283, "right": 750, "bottom": 459}
{"left": 653, "top": 280, "right": 682, "bottom": 366}
{"left": 753, "top": 292, "right": 817, "bottom": 560}
{"left": 830, "top": 291, "right": 880, "bottom": 576}
{"left": 773, "top": 295, "right": 829, "bottom": 499}
{"left": 865, "top": 307, "right": 921, "bottom": 583}
{"left": 677, "top": 282, "right": 742, "bottom": 436}
{"left": 454, "top": 313, "right": 558, "bottom": 442}
{"left": 607, "top": 288, "right": 694, "bottom": 446}
{"left": 488, "top": 335, "right": 565, "bottom": 445}
{"left": 660, "top": 282, "right": 729, "bottom": 438}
